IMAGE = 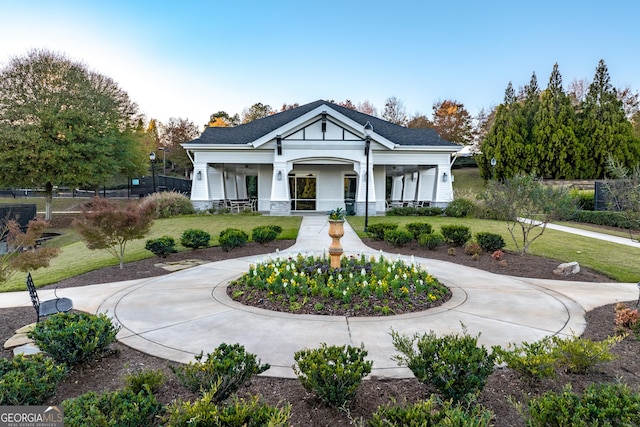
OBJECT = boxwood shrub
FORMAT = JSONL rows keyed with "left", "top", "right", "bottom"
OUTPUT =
{"left": 383, "top": 228, "right": 414, "bottom": 247}
{"left": 0, "top": 354, "right": 67, "bottom": 405}
{"left": 418, "top": 232, "right": 443, "bottom": 250}
{"left": 294, "top": 343, "right": 372, "bottom": 407}
{"left": 251, "top": 225, "right": 282, "bottom": 244}
{"left": 145, "top": 235, "right": 178, "bottom": 257}
{"left": 171, "top": 343, "right": 270, "bottom": 402}
{"left": 29, "top": 312, "right": 120, "bottom": 366}
{"left": 406, "top": 222, "right": 433, "bottom": 239}
{"left": 218, "top": 228, "right": 249, "bottom": 252}
{"left": 62, "top": 387, "right": 161, "bottom": 427}
{"left": 180, "top": 228, "right": 211, "bottom": 249}
{"left": 475, "top": 232, "right": 505, "bottom": 253}
{"left": 366, "top": 222, "right": 398, "bottom": 240}
{"left": 440, "top": 224, "right": 472, "bottom": 247}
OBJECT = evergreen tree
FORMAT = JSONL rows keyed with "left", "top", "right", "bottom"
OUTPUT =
{"left": 522, "top": 72, "right": 541, "bottom": 173}
{"left": 478, "top": 82, "right": 527, "bottom": 180}
{"left": 578, "top": 59, "right": 640, "bottom": 177}
{"left": 532, "top": 63, "right": 579, "bottom": 178}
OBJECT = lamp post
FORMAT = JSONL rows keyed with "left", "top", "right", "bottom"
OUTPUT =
{"left": 149, "top": 151, "right": 157, "bottom": 193}
{"left": 490, "top": 157, "right": 497, "bottom": 180}
{"left": 363, "top": 121, "right": 373, "bottom": 232}
{"left": 158, "top": 147, "right": 169, "bottom": 174}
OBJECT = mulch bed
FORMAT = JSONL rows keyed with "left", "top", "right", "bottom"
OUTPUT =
{"left": 2, "top": 239, "right": 637, "bottom": 426}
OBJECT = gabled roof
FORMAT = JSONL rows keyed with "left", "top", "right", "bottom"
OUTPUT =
{"left": 185, "top": 100, "right": 458, "bottom": 147}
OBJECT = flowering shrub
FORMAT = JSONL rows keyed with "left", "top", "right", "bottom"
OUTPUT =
{"left": 615, "top": 302, "right": 640, "bottom": 330}
{"left": 230, "top": 253, "right": 449, "bottom": 315}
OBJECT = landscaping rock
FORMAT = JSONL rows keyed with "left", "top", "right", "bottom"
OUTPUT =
{"left": 13, "top": 343, "right": 41, "bottom": 356}
{"left": 553, "top": 261, "right": 580, "bottom": 276}
{"left": 4, "top": 333, "right": 33, "bottom": 349}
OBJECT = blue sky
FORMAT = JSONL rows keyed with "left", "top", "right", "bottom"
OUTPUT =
{"left": 2, "top": 0, "right": 639, "bottom": 128}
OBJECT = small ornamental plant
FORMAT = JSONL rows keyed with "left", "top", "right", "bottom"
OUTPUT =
{"left": 294, "top": 343, "right": 372, "bottom": 407}
{"left": 229, "top": 253, "right": 449, "bottom": 316}
{"left": 328, "top": 207, "right": 346, "bottom": 220}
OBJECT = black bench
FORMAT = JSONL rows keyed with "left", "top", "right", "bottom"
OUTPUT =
{"left": 26, "top": 273, "right": 73, "bottom": 322}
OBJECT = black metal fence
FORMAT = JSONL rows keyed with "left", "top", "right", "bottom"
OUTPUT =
{"left": 0, "top": 176, "right": 192, "bottom": 200}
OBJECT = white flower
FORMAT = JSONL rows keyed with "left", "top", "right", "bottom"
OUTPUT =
{"left": 343, "top": 290, "right": 347, "bottom": 295}
{"left": 338, "top": 274, "right": 343, "bottom": 280}
{"left": 361, "top": 268, "right": 366, "bottom": 276}
{"left": 410, "top": 255, "right": 415, "bottom": 265}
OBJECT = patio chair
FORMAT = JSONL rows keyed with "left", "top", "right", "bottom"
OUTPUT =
{"left": 26, "top": 272, "right": 73, "bottom": 322}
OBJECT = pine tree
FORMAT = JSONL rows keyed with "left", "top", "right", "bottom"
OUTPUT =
{"left": 532, "top": 63, "right": 579, "bottom": 178}
{"left": 479, "top": 82, "right": 528, "bottom": 180}
{"left": 522, "top": 72, "right": 541, "bottom": 173}
{"left": 577, "top": 59, "right": 640, "bottom": 177}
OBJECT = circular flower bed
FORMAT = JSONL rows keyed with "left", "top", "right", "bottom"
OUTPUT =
{"left": 228, "top": 252, "right": 451, "bottom": 316}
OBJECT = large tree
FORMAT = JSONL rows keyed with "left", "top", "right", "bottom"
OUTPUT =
{"left": 160, "top": 118, "right": 200, "bottom": 177}
{"left": 532, "top": 63, "right": 579, "bottom": 178}
{"left": 577, "top": 59, "right": 640, "bottom": 177}
{"left": 357, "top": 100, "right": 378, "bottom": 117}
{"left": 0, "top": 49, "right": 148, "bottom": 219}
{"left": 429, "top": 99, "right": 474, "bottom": 145}
{"left": 382, "top": 96, "right": 408, "bottom": 126}
{"left": 241, "top": 103, "right": 273, "bottom": 123}
{"left": 478, "top": 82, "right": 528, "bottom": 180}
{"left": 207, "top": 111, "right": 240, "bottom": 127}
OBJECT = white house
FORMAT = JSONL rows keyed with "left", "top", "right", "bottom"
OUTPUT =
{"left": 182, "top": 100, "right": 460, "bottom": 215}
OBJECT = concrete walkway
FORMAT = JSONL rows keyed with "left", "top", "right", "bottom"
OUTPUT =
{"left": 2, "top": 216, "right": 639, "bottom": 378}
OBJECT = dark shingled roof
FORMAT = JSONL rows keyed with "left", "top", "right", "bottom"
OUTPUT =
{"left": 185, "top": 100, "right": 458, "bottom": 147}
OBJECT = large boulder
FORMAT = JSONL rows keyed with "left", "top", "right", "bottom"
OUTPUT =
{"left": 553, "top": 261, "right": 580, "bottom": 276}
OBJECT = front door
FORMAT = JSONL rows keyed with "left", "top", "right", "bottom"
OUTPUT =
{"left": 289, "top": 174, "right": 316, "bottom": 211}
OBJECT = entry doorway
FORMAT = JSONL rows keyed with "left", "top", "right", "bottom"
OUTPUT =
{"left": 289, "top": 173, "right": 316, "bottom": 210}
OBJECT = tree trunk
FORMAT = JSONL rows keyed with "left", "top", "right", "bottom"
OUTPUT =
{"left": 45, "top": 182, "right": 53, "bottom": 221}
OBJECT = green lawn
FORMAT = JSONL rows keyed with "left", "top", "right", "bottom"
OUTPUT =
{"left": 452, "top": 167, "right": 485, "bottom": 198}
{"left": 348, "top": 216, "right": 640, "bottom": 283}
{"left": 0, "top": 214, "right": 301, "bottom": 292}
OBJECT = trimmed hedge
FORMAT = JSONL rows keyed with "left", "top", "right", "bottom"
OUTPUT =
{"left": 366, "top": 223, "right": 398, "bottom": 240}
{"left": 569, "top": 210, "right": 639, "bottom": 229}
{"left": 386, "top": 206, "right": 443, "bottom": 216}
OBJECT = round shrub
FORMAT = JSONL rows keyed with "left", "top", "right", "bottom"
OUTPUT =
{"left": 294, "top": 343, "right": 372, "bottom": 407}
{"left": 252, "top": 225, "right": 282, "bottom": 244}
{"left": 171, "top": 343, "right": 270, "bottom": 402}
{"left": 29, "top": 312, "right": 121, "bottom": 366}
{"left": 445, "top": 198, "right": 476, "bottom": 218}
{"left": 406, "top": 222, "right": 433, "bottom": 239}
{"left": 383, "top": 228, "right": 414, "bottom": 247}
{"left": 145, "top": 235, "right": 178, "bottom": 257}
{"left": 63, "top": 387, "right": 161, "bottom": 427}
{"left": 418, "top": 232, "right": 443, "bottom": 250}
{"left": 440, "top": 224, "right": 472, "bottom": 246}
{"left": 475, "top": 232, "right": 505, "bottom": 253}
{"left": 526, "top": 383, "right": 640, "bottom": 426}
{"left": 392, "top": 328, "right": 496, "bottom": 401}
{"left": 164, "top": 392, "right": 291, "bottom": 427}
{"left": 0, "top": 354, "right": 67, "bottom": 405}
{"left": 366, "top": 222, "right": 398, "bottom": 240}
{"left": 370, "top": 396, "right": 494, "bottom": 426}
{"left": 180, "top": 228, "right": 211, "bottom": 249}
{"left": 218, "top": 228, "right": 248, "bottom": 252}
{"left": 141, "top": 191, "right": 195, "bottom": 218}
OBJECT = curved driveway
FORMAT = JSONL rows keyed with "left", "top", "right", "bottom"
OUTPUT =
{"left": 96, "top": 216, "right": 639, "bottom": 378}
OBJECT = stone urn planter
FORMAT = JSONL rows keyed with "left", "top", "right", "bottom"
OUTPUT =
{"left": 327, "top": 208, "right": 346, "bottom": 268}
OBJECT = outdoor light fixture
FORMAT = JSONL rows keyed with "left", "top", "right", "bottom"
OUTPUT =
{"left": 442, "top": 172, "right": 448, "bottom": 182}
{"left": 363, "top": 121, "right": 373, "bottom": 232}
{"left": 277, "top": 170, "right": 282, "bottom": 181}
{"left": 197, "top": 171, "right": 202, "bottom": 180}
{"left": 321, "top": 112, "right": 327, "bottom": 133}
{"left": 149, "top": 152, "right": 157, "bottom": 193}
{"left": 276, "top": 136, "right": 282, "bottom": 155}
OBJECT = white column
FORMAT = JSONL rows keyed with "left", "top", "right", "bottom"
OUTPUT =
{"left": 269, "top": 162, "right": 291, "bottom": 215}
